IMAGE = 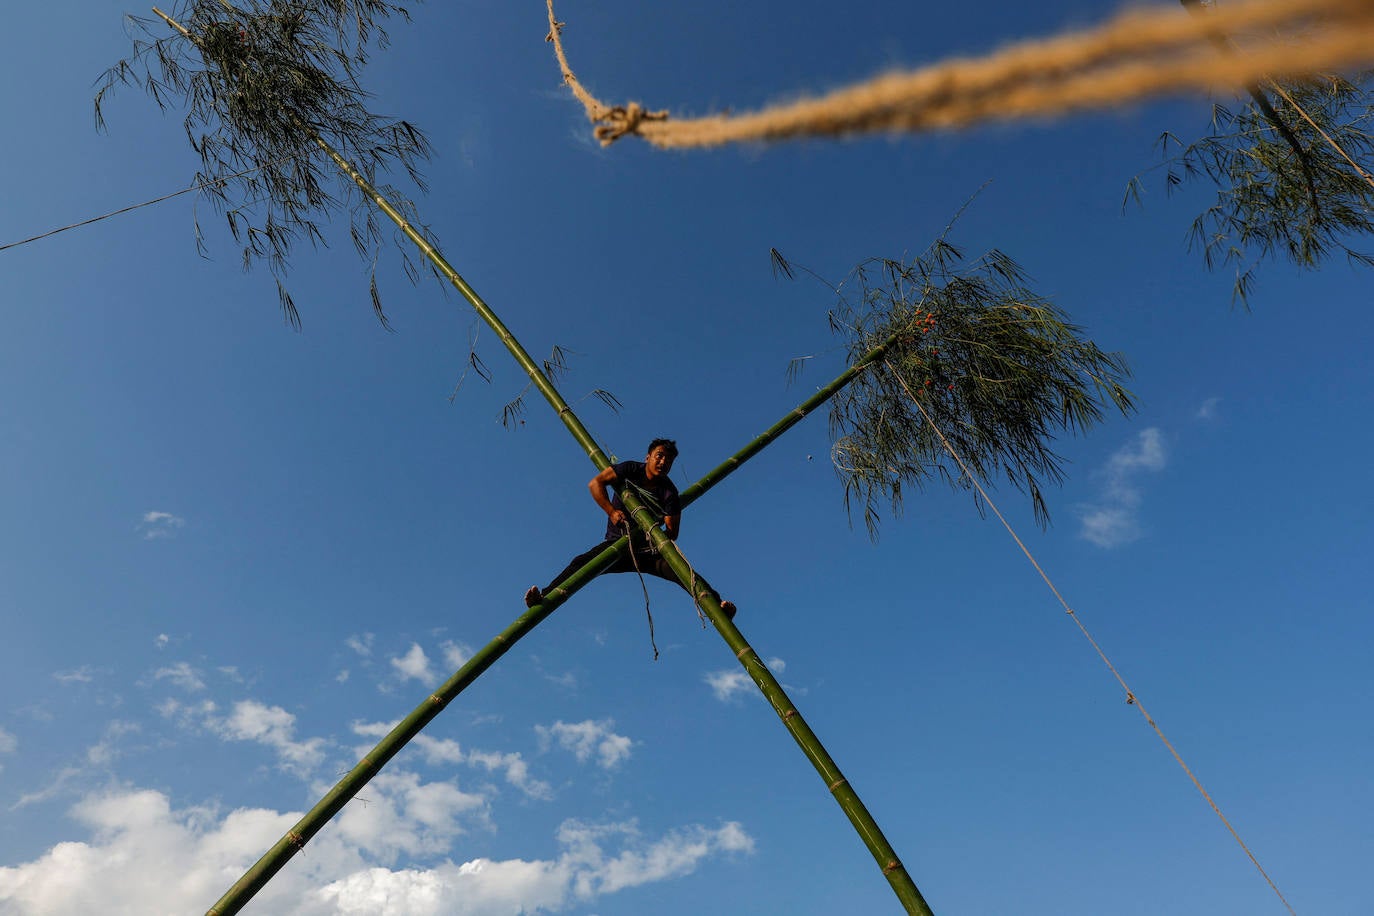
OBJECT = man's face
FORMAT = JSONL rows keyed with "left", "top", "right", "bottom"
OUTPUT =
{"left": 644, "top": 446, "right": 675, "bottom": 479}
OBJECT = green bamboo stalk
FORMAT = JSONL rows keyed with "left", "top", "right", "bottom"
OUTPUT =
{"left": 206, "top": 321, "right": 923, "bottom": 916}
{"left": 607, "top": 500, "right": 932, "bottom": 915}
{"left": 153, "top": 9, "right": 927, "bottom": 913}
{"left": 313, "top": 127, "right": 929, "bottom": 915}
{"left": 205, "top": 539, "right": 624, "bottom": 915}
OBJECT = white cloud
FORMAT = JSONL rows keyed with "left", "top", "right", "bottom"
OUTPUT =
{"left": 1195, "top": 396, "right": 1221, "bottom": 420}
{"left": 440, "top": 641, "right": 471, "bottom": 671}
{"left": 348, "top": 722, "right": 547, "bottom": 799}
{"left": 213, "top": 701, "right": 325, "bottom": 775}
{"left": 704, "top": 670, "right": 751, "bottom": 702}
{"left": 346, "top": 633, "right": 374, "bottom": 658}
{"left": 11, "top": 767, "right": 83, "bottom": 810}
{"left": 1077, "top": 428, "right": 1168, "bottom": 549}
{"left": 704, "top": 657, "right": 785, "bottom": 703}
{"left": 466, "top": 750, "right": 553, "bottom": 801}
{"left": 53, "top": 667, "right": 95, "bottom": 685}
{"left": 154, "top": 634, "right": 169, "bottom": 650}
{"left": 414, "top": 735, "right": 465, "bottom": 767}
{"left": 555, "top": 818, "right": 754, "bottom": 897}
{"left": 153, "top": 661, "right": 206, "bottom": 692}
{"left": 331, "top": 770, "right": 487, "bottom": 864}
{"left": 10, "top": 721, "right": 141, "bottom": 809}
{"left": 390, "top": 644, "right": 436, "bottom": 686}
{"left": 85, "top": 720, "right": 140, "bottom": 767}
{"left": 535, "top": 720, "right": 633, "bottom": 770}
{"left": 0, "top": 788, "right": 750, "bottom": 915}
{"left": 138, "top": 510, "right": 185, "bottom": 540}
{"left": 0, "top": 727, "right": 18, "bottom": 757}
{"left": 350, "top": 722, "right": 465, "bottom": 769}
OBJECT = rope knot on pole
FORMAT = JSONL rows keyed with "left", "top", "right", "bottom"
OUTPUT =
{"left": 593, "top": 102, "right": 668, "bottom": 146}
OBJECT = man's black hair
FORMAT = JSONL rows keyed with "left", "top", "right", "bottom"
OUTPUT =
{"left": 647, "top": 438, "right": 679, "bottom": 459}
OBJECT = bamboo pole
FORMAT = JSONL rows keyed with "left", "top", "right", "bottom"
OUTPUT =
{"left": 206, "top": 317, "right": 926, "bottom": 916}
{"left": 158, "top": 8, "right": 929, "bottom": 914}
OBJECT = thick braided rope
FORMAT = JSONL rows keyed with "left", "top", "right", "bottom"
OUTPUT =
{"left": 547, "top": 0, "right": 1374, "bottom": 150}
{"left": 884, "top": 363, "right": 1297, "bottom": 916}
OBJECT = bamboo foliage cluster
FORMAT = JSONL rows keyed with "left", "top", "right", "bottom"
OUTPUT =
{"left": 96, "top": 0, "right": 431, "bottom": 327}
{"left": 1134, "top": 72, "right": 1374, "bottom": 303}
{"left": 824, "top": 243, "right": 1136, "bottom": 536}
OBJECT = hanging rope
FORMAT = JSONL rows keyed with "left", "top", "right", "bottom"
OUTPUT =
{"left": 621, "top": 518, "right": 661, "bottom": 660}
{"left": 547, "top": 0, "right": 1374, "bottom": 150}
{"left": 881, "top": 362, "right": 1297, "bottom": 916}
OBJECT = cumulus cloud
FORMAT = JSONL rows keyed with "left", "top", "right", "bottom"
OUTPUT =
{"left": 349, "top": 722, "right": 550, "bottom": 800}
{"left": 213, "top": 701, "right": 326, "bottom": 776}
{"left": 390, "top": 644, "right": 436, "bottom": 686}
{"left": 0, "top": 788, "right": 751, "bottom": 916}
{"left": 153, "top": 661, "right": 206, "bottom": 692}
{"left": 313, "top": 817, "right": 752, "bottom": 915}
{"left": 465, "top": 751, "right": 553, "bottom": 801}
{"left": 704, "top": 657, "right": 785, "bottom": 703}
{"left": 1077, "top": 428, "right": 1168, "bottom": 549}
{"left": 440, "top": 641, "right": 471, "bottom": 671}
{"left": 138, "top": 511, "right": 185, "bottom": 540}
{"left": 331, "top": 770, "right": 487, "bottom": 864}
{"left": 535, "top": 720, "right": 633, "bottom": 770}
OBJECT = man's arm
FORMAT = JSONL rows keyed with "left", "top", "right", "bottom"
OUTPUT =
{"left": 663, "top": 514, "right": 680, "bottom": 540}
{"left": 589, "top": 466, "right": 626, "bottom": 529}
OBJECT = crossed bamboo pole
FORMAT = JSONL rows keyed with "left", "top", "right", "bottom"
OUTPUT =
{"left": 153, "top": 10, "right": 932, "bottom": 915}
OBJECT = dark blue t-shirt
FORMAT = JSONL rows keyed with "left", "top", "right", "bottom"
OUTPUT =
{"left": 605, "top": 460, "right": 681, "bottom": 542}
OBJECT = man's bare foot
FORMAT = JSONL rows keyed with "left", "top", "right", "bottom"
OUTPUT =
{"left": 524, "top": 586, "right": 542, "bottom": 608}
{"left": 721, "top": 601, "right": 736, "bottom": 621}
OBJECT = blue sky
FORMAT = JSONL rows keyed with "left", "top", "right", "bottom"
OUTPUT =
{"left": 2, "top": 1, "right": 1372, "bottom": 914}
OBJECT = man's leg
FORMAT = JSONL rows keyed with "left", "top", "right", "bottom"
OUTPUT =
{"left": 525, "top": 539, "right": 620, "bottom": 607}
{"left": 637, "top": 550, "right": 737, "bottom": 620}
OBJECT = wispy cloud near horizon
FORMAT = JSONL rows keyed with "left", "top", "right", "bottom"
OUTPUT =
{"left": 138, "top": 510, "right": 185, "bottom": 540}
{"left": 1077, "top": 428, "right": 1168, "bottom": 548}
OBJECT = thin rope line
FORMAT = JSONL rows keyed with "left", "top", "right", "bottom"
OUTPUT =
{"left": 0, "top": 159, "right": 286, "bottom": 255}
{"left": 546, "top": 0, "right": 1374, "bottom": 150}
{"left": 884, "top": 362, "right": 1297, "bottom": 916}
{"left": 619, "top": 519, "right": 659, "bottom": 661}
{"left": 1267, "top": 80, "right": 1374, "bottom": 189}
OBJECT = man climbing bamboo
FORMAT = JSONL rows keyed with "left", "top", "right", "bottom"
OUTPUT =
{"left": 525, "top": 438, "right": 737, "bottom": 619}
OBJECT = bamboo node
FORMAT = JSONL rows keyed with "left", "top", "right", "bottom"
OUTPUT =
{"left": 429, "top": 694, "right": 445, "bottom": 707}
{"left": 735, "top": 646, "right": 751, "bottom": 660}
{"left": 882, "top": 858, "right": 903, "bottom": 875}
{"left": 593, "top": 102, "right": 668, "bottom": 146}
{"left": 828, "top": 777, "right": 848, "bottom": 791}
{"left": 783, "top": 708, "right": 798, "bottom": 720}
{"left": 286, "top": 831, "right": 306, "bottom": 851}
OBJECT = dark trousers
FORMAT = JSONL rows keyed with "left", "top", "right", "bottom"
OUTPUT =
{"left": 545, "top": 538, "right": 721, "bottom": 607}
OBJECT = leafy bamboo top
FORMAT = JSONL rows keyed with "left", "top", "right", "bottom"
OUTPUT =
{"left": 1133, "top": 72, "right": 1374, "bottom": 304}
{"left": 96, "top": 0, "right": 431, "bottom": 327}
{"left": 822, "top": 242, "right": 1136, "bottom": 536}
